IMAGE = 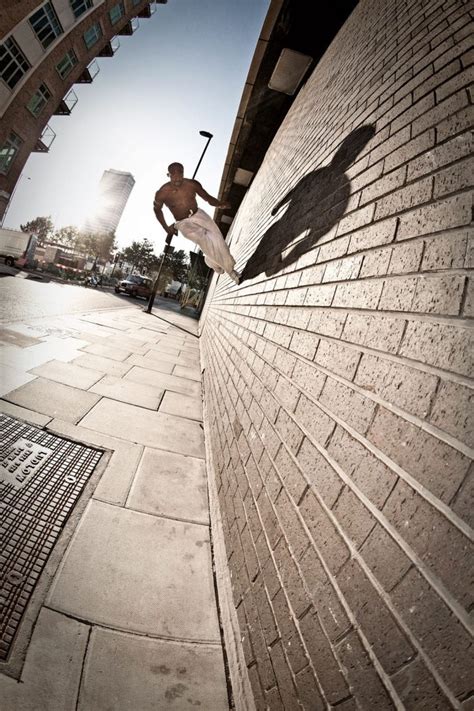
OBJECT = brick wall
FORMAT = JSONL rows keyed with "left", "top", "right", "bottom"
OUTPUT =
{"left": 200, "top": 0, "right": 473, "bottom": 708}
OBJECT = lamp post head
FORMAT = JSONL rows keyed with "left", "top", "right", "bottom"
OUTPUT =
{"left": 199, "top": 130, "right": 213, "bottom": 139}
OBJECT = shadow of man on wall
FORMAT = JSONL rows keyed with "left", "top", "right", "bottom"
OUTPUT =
{"left": 240, "top": 124, "right": 375, "bottom": 283}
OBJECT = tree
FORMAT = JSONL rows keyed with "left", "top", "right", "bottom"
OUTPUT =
{"left": 153, "top": 248, "right": 189, "bottom": 292}
{"left": 122, "top": 239, "right": 156, "bottom": 272}
{"left": 78, "top": 231, "right": 116, "bottom": 266}
{"left": 167, "top": 249, "right": 189, "bottom": 282}
{"left": 20, "top": 216, "right": 54, "bottom": 246}
{"left": 53, "top": 225, "right": 80, "bottom": 250}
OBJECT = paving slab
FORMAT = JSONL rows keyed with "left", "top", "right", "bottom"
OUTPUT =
{"left": 129, "top": 327, "right": 165, "bottom": 343}
{"left": 89, "top": 374, "right": 164, "bottom": 409}
{"left": 48, "top": 500, "right": 220, "bottom": 641}
{"left": 82, "top": 342, "right": 132, "bottom": 362}
{"left": 79, "top": 314, "right": 131, "bottom": 331}
{"left": 0, "top": 399, "right": 52, "bottom": 426}
{"left": 125, "top": 366, "right": 201, "bottom": 398}
{"left": 0, "top": 608, "right": 88, "bottom": 711}
{"left": 29, "top": 360, "right": 103, "bottom": 389}
{"left": 47, "top": 418, "right": 143, "bottom": 505}
{"left": 79, "top": 628, "right": 228, "bottom": 711}
{"left": 79, "top": 398, "right": 204, "bottom": 457}
{"left": 4, "top": 377, "right": 101, "bottom": 423}
{"left": 0, "top": 364, "right": 35, "bottom": 397}
{"left": 0, "top": 327, "right": 41, "bottom": 348}
{"left": 127, "top": 448, "right": 209, "bottom": 524}
{"left": 158, "top": 336, "right": 187, "bottom": 347}
{"left": 72, "top": 353, "right": 132, "bottom": 377}
{"left": 159, "top": 391, "right": 203, "bottom": 421}
{"left": 133, "top": 348, "right": 198, "bottom": 367}
{"left": 1, "top": 339, "right": 87, "bottom": 376}
{"left": 179, "top": 346, "right": 201, "bottom": 365}
{"left": 125, "top": 353, "right": 175, "bottom": 374}
{"left": 146, "top": 342, "right": 182, "bottom": 356}
{"left": 173, "top": 364, "right": 201, "bottom": 382}
{"left": 77, "top": 331, "right": 149, "bottom": 353}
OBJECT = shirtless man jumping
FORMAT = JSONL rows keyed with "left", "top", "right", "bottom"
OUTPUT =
{"left": 153, "top": 162, "right": 241, "bottom": 284}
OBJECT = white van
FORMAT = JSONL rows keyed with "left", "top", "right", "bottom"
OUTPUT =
{"left": 0, "top": 228, "right": 37, "bottom": 267}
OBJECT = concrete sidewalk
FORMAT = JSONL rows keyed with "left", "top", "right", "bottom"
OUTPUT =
{"left": 0, "top": 302, "right": 230, "bottom": 710}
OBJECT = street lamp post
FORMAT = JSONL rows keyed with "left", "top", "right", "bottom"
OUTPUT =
{"left": 192, "top": 130, "right": 213, "bottom": 179}
{"left": 0, "top": 174, "right": 31, "bottom": 228}
{"left": 145, "top": 130, "right": 213, "bottom": 314}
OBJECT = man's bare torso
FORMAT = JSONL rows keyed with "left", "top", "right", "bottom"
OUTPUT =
{"left": 158, "top": 179, "right": 199, "bottom": 221}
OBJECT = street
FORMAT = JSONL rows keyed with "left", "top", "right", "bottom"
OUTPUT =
{"left": 0, "top": 274, "right": 157, "bottom": 323}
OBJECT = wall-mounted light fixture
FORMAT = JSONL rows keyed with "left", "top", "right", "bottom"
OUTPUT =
{"left": 268, "top": 48, "right": 312, "bottom": 95}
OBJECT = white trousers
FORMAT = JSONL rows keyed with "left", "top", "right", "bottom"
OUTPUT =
{"left": 175, "top": 208, "right": 235, "bottom": 275}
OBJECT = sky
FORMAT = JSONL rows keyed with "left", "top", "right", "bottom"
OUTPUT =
{"left": 5, "top": 0, "right": 270, "bottom": 254}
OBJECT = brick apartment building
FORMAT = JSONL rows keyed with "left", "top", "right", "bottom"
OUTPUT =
{"left": 201, "top": 0, "right": 473, "bottom": 709}
{"left": 0, "top": 0, "right": 165, "bottom": 221}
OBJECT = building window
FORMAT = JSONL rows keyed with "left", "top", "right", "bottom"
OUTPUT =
{"left": 56, "top": 49, "right": 78, "bottom": 79}
{"left": 109, "top": 3, "right": 125, "bottom": 25}
{"left": 29, "top": 2, "right": 63, "bottom": 50}
{"left": 83, "top": 23, "right": 102, "bottom": 49}
{"left": 70, "top": 0, "right": 93, "bottom": 19}
{"left": 27, "top": 83, "right": 51, "bottom": 116}
{"left": 0, "top": 132, "right": 23, "bottom": 175}
{"left": 0, "top": 37, "right": 30, "bottom": 90}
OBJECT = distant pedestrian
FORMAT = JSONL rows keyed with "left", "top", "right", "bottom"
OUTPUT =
{"left": 153, "top": 162, "right": 241, "bottom": 284}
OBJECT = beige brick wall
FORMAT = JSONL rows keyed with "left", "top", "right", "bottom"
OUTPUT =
{"left": 200, "top": 0, "right": 473, "bottom": 708}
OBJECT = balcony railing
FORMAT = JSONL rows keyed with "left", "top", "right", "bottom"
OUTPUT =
{"left": 76, "top": 59, "right": 100, "bottom": 83}
{"left": 98, "top": 36, "right": 120, "bottom": 57}
{"left": 33, "top": 125, "right": 56, "bottom": 153}
{"left": 54, "top": 89, "right": 78, "bottom": 116}
{"left": 118, "top": 17, "right": 139, "bottom": 35}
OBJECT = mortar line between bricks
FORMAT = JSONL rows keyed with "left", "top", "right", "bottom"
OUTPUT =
{"left": 212, "top": 302, "right": 474, "bottom": 388}
{"left": 204, "top": 333, "right": 462, "bottom": 709}
{"left": 212, "top": 308, "right": 474, "bottom": 461}
{"left": 207, "top": 319, "right": 473, "bottom": 622}
{"left": 211, "top": 311, "right": 473, "bottom": 538}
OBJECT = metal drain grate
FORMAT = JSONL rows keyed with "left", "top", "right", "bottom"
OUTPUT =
{"left": 0, "top": 414, "right": 103, "bottom": 661}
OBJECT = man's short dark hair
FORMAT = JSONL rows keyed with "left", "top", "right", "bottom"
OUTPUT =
{"left": 168, "top": 162, "right": 183, "bottom": 172}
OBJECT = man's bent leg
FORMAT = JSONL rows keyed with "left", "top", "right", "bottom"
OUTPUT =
{"left": 178, "top": 210, "right": 236, "bottom": 275}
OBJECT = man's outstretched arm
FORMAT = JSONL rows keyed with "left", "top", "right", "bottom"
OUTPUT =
{"left": 153, "top": 190, "right": 177, "bottom": 236}
{"left": 193, "top": 181, "right": 230, "bottom": 209}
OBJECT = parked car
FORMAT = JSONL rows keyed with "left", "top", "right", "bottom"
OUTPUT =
{"left": 115, "top": 274, "right": 153, "bottom": 299}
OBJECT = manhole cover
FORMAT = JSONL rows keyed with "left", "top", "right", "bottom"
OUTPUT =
{"left": 0, "top": 414, "right": 103, "bottom": 661}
